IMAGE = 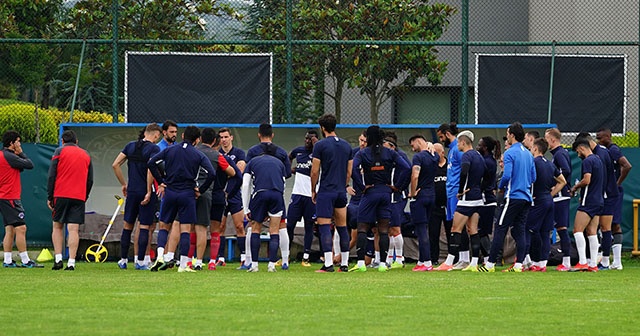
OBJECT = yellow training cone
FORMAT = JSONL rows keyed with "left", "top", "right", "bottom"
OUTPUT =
{"left": 36, "top": 248, "right": 54, "bottom": 262}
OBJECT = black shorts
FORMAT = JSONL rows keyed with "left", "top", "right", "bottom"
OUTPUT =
{"left": 0, "top": 199, "right": 26, "bottom": 226}
{"left": 52, "top": 197, "right": 86, "bottom": 224}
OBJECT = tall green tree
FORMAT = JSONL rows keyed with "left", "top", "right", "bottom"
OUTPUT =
{"left": 245, "top": 0, "right": 456, "bottom": 124}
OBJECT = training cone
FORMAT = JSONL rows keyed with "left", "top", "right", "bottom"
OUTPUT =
{"left": 36, "top": 248, "right": 54, "bottom": 262}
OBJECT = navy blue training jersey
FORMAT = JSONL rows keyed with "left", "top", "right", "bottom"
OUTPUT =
{"left": 122, "top": 140, "right": 159, "bottom": 194}
{"left": 606, "top": 143, "right": 623, "bottom": 182}
{"left": 412, "top": 150, "right": 439, "bottom": 199}
{"left": 391, "top": 149, "right": 411, "bottom": 202}
{"left": 290, "top": 145, "right": 313, "bottom": 197}
{"left": 458, "top": 150, "right": 486, "bottom": 205}
{"left": 246, "top": 142, "right": 292, "bottom": 179}
{"left": 592, "top": 144, "right": 619, "bottom": 199}
{"left": 580, "top": 154, "right": 604, "bottom": 207}
{"left": 532, "top": 156, "right": 561, "bottom": 202}
{"left": 244, "top": 154, "right": 287, "bottom": 193}
{"left": 550, "top": 146, "right": 572, "bottom": 199}
{"left": 148, "top": 141, "right": 215, "bottom": 193}
{"left": 220, "top": 146, "right": 246, "bottom": 165}
{"left": 312, "top": 136, "right": 353, "bottom": 193}
{"left": 352, "top": 146, "right": 410, "bottom": 193}
{"left": 350, "top": 146, "right": 365, "bottom": 203}
{"left": 482, "top": 153, "right": 497, "bottom": 205}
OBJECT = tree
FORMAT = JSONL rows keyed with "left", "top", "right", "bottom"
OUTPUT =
{"left": 244, "top": 0, "right": 456, "bottom": 124}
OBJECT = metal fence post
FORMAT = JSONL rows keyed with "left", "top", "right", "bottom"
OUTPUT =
{"left": 459, "top": 0, "right": 469, "bottom": 124}
{"left": 112, "top": 0, "right": 119, "bottom": 123}
{"left": 285, "top": 0, "right": 293, "bottom": 123}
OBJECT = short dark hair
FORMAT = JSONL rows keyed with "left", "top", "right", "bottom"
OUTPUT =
{"left": 183, "top": 126, "right": 201, "bottom": 143}
{"left": 62, "top": 130, "right": 77, "bottom": 144}
{"left": 318, "top": 114, "right": 337, "bottom": 133}
{"left": 201, "top": 127, "right": 217, "bottom": 145}
{"left": 481, "top": 136, "right": 501, "bottom": 160}
{"left": 533, "top": 137, "right": 549, "bottom": 154}
{"left": 575, "top": 131, "right": 593, "bottom": 143}
{"left": 162, "top": 120, "right": 178, "bottom": 131}
{"left": 437, "top": 122, "right": 458, "bottom": 136}
{"left": 408, "top": 134, "right": 426, "bottom": 143}
{"left": 366, "top": 125, "right": 384, "bottom": 147}
{"left": 526, "top": 130, "right": 540, "bottom": 139}
{"left": 259, "top": 123, "right": 273, "bottom": 138}
{"left": 508, "top": 122, "right": 525, "bottom": 142}
{"left": 597, "top": 127, "right": 612, "bottom": 136}
{"left": 306, "top": 129, "right": 319, "bottom": 138}
{"left": 218, "top": 127, "right": 231, "bottom": 135}
{"left": 572, "top": 138, "right": 591, "bottom": 152}
{"left": 2, "top": 130, "right": 20, "bottom": 148}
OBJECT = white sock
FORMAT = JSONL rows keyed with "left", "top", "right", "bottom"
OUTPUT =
{"left": 252, "top": 261, "right": 258, "bottom": 269}
{"left": 470, "top": 257, "right": 478, "bottom": 267}
{"left": 374, "top": 251, "right": 380, "bottom": 263}
{"left": 445, "top": 254, "right": 455, "bottom": 266}
{"left": 324, "top": 252, "right": 333, "bottom": 267}
{"left": 218, "top": 257, "right": 225, "bottom": 263}
{"left": 424, "top": 261, "right": 432, "bottom": 267}
{"left": 460, "top": 250, "right": 470, "bottom": 263}
{"left": 196, "top": 259, "right": 202, "bottom": 267}
{"left": 279, "top": 228, "right": 289, "bottom": 265}
{"left": 268, "top": 261, "right": 275, "bottom": 269}
{"left": 157, "top": 247, "right": 165, "bottom": 260}
{"left": 341, "top": 252, "right": 349, "bottom": 266}
{"left": 68, "top": 258, "right": 76, "bottom": 267}
{"left": 524, "top": 254, "right": 531, "bottom": 265}
{"left": 588, "top": 235, "right": 599, "bottom": 267}
{"left": 134, "top": 256, "right": 139, "bottom": 264}
{"left": 303, "top": 253, "right": 309, "bottom": 260}
{"left": 396, "top": 255, "right": 404, "bottom": 264}
{"left": 333, "top": 233, "right": 341, "bottom": 254}
{"left": 357, "top": 260, "right": 365, "bottom": 268}
{"left": 417, "top": 261, "right": 424, "bottom": 266}
{"left": 540, "top": 260, "right": 547, "bottom": 267}
{"left": 4, "top": 252, "right": 12, "bottom": 264}
{"left": 612, "top": 244, "right": 622, "bottom": 265}
{"left": 166, "top": 252, "right": 174, "bottom": 261}
{"left": 240, "top": 254, "right": 246, "bottom": 263}
{"left": 119, "top": 258, "right": 127, "bottom": 265}
{"left": 485, "top": 262, "right": 495, "bottom": 269}
{"left": 514, "top": 262, "right": 522, "bottom": 270}
{"left": 179, "top": 255, "right": 189, "bottom": 269}
{"left": 562, "top": 256, "right": 571, "bottom": 268}
{"left": 483, "top": 256, "right": 489, "bottom": 264}
{"left": 144, "top": 255, "right": 151, "bottom": 265}
{"left": 602, "top": 255, "right": 610, "bottom": 267}
{"left": 19, "top": 251, "right": 29, "bottom": 264}
{"left": 395, "top": 234, "right": 404, "bottom": 259}
{"left": 597, "top": 251, "right": 603, "bottom": 261}
{"left": 55, "top": 254, "right": 63, "bottom": 263}
{"left": 575, "top": 232, "right": 587, "bottom": 264}
{"left": 245, "top": 227, "right": 252, "bottom": 262}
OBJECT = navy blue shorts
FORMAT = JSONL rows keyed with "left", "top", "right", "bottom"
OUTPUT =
{"left": 613, "top": 186, "right": 623, "bottom": 224}
{"left": 287, "top": 194, "right": 315, "bottom": 225}
{"left": 446, "top": 196, "right": 458, "bottom": 221}
{"left": 390, "top": 199, "right": 407, "bottom": 227}
{"left": 357, "top": 192, "right": 391, "bottom": 224}
{"left": 225, "top": 193, "right": 243, "bottom": 215}
{"left": 249, "top": 190, "right": 284, "bottom": 223}
{"left": 347, "top": 202, "right": 359, "bottom": 230}
{"left": 315, "top": 192, "right": 347, "bottom": 219}
{"left": 409, "top": 196, "right": 434, "bottom": 225}
{"left": 123, "top": 191, "right": 157, "bottom": 225}
{"left": 455, "top": 205, "right": 481, "bottom": 218}
{"left": 526, "top": 197, "right": 554, "bottom": 232}
{"left": 477, "top": 205, "right": 496, "bottom": 235}
{"left": 160, "top": 189, "right": 197, "bottom": 224}
{"left": 577, "top": 203, "right": 603, "bottom": 219}
{"left": 210, "top": 190, "right": 226, "bottom": 222}
{"left": 553, "top": 198, "right": 570, "bottom": 229}
{"left": 600, "top": 196, "right": 617, "bottom": 216}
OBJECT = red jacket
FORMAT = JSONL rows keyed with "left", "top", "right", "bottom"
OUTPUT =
{"left": 47, "top": 143, "right": 93, "bottom": 201}
{"left": 0, "top": 148, "right": 33, "bottom": 200}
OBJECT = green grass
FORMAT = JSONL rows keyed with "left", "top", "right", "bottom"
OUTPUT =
{"left": 2, "top": 258, "right": 640, "bottom": 335}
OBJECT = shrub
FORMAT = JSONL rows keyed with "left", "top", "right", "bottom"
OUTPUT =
{"left": 0, "top": 103, "right": 123, "bottom": 144}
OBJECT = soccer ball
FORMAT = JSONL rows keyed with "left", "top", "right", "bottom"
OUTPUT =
{"left": 85, "top": 244, "right": 108, "bottom": 262}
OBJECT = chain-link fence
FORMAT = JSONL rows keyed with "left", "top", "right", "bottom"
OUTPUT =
{"left": 1, "top": 0, "right": 638, "bottom": 146}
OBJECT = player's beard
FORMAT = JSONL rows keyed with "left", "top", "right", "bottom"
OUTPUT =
{"left": 443, "top": 137, "right": 451, "bottom": 147}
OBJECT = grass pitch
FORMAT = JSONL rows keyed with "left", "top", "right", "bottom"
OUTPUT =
{"left": 2, "top": 258, "right": 640, "bottom": 335}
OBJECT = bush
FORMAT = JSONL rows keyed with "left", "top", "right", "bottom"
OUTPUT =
{"left": 0, "top": 103, "right": 123, "bottom": 144}
{"left": 612, "top": 131, "right": 639, "bottom": 148}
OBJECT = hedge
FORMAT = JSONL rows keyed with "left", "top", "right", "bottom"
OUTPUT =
{"left": 0, "top": 103, "right": 123, "bottom": 144}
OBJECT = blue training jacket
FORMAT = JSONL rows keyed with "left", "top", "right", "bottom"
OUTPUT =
{"left": 499, "top": 142, "right": 536, "bottom": 202}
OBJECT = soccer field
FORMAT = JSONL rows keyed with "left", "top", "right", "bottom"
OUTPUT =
{"left": 2, "top": 259, "right": 640, "bottom": 335}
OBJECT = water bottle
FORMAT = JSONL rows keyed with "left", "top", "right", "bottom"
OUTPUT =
{"left": 574, "top": 178, "right": 580, "bottom": 197}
